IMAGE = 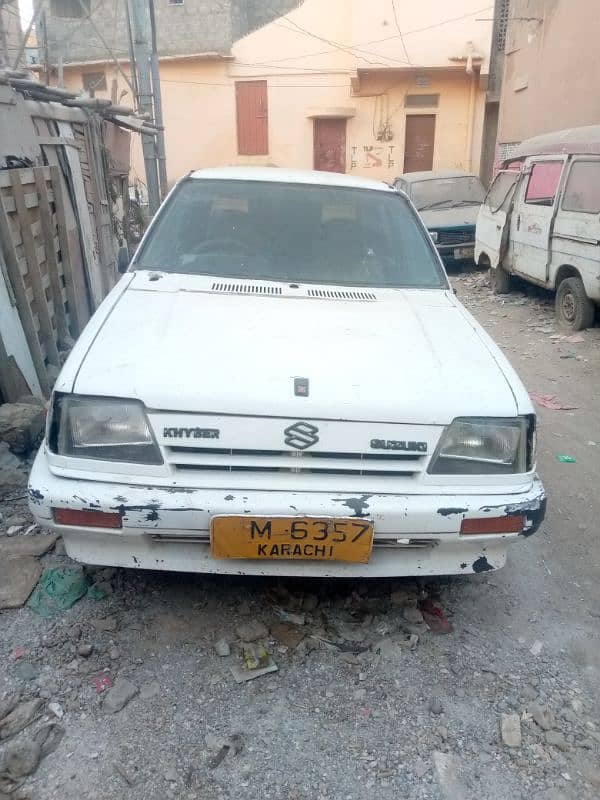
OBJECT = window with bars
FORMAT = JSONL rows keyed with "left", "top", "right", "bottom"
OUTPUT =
{"left": 404, "top": 94, "right": 440, "bottom": 108}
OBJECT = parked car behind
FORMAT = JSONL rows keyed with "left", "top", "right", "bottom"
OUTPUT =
{"left": 476, "top": 125, "right": 600, "bottom": 330}
{"left": 29, "top": 167, "right": 545, "bottom": 579}
{"left": 394, "top": 170, "right": 486, "bottom": 267}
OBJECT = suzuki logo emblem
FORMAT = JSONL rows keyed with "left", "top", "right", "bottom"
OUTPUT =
{"left": 284, "top": 421, "right": 319, "bottom": 450}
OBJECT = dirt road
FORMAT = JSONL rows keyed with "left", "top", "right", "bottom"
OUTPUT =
{"left": 1, "top": 271, "right": 599, "bottom": 800}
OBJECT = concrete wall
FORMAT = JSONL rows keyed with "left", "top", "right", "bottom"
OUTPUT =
{"left": 498, "top": 0, "right": 600, "bottom": 145}
{"left": 0, "top": 0, "right": 22, "bottom": 67}
{"left": 61, "top": 0, "right": 492, "bottom": 186}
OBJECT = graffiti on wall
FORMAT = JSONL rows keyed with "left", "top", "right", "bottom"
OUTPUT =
{"left": 350, "top": 145, "right": 395, "bottom": 170}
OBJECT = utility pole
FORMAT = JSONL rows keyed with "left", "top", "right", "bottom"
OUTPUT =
{"left": 127, "top": 0, "right": 162, "bottom": 215}
{"left": 148, "top": 0, "right": 168, "bottom": 198}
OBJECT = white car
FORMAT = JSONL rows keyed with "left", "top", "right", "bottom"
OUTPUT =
{"left": 29, "top": 167, "right": 546, "bottom": 578}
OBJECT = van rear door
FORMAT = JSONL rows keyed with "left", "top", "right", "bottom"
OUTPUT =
{"left": 475, "top": 170, "right": 520, "bottom": 268}
{"left": 510, "top": 156, "right": 567, "bottom": 284}
{"left": 551, "top": 157, "right": 600, "bottom": 299}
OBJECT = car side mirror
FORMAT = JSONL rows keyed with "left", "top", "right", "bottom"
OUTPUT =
{"left": 117, "top": 245, "right": 130, "bottom": 274}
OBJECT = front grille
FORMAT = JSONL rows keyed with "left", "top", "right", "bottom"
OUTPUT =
{"left": 211, "top": 282, "right": 283, "bottom": 295}
{"left": 306, "top": 288, "right": 377, "bottom": 301}
{"left": 165, "top": 446, "right": 424, "bottom": 477}
{"left": 436, "top": 228, "right": 474, "bottom": 246}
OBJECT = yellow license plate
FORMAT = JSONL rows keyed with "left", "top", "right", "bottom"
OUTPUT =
{"left": 211, "top": 516, "right": 374, "bottom": 563}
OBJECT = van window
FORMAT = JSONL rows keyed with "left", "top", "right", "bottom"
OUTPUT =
{"left": 524, "top": 161, "right": 563, "bottom": 206}
{"left": 562, "top": 161, "right": 600, "bottom": 214}
{"left": 485, "top": 170, "right": 520, "bottom": 212}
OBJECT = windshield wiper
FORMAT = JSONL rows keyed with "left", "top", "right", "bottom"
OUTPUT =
{"left": 417, "top": 200, "right": 454, "bottom": 211}
{"left": 448, "top": 199, "right": 482, "bottom": 207}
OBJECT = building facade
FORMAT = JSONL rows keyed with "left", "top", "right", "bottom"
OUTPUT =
{"left": 497, "top": 0, "right": 600, "bottom": 162}
{"left": 41, "top": 0, "right": 493, "bottom": 187}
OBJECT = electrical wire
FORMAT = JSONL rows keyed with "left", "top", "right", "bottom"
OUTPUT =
{"left": 275, "top": 17, "right": 409, "bottom": 67}
{"left": 239, "top": 5, "right": 492, "bottom": 69}
{"left": 160, "top": 77, "right": 352, "bottom": 89}
{"left": 391, "top": 0, "right": 412, "bottom": 65}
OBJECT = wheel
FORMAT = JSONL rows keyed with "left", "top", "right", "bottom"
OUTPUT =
{"left": 555, "top": 277, "right": 595, "bottom": 331}
{"left": 489, "top": 263, "right": 511, "bottom": 294}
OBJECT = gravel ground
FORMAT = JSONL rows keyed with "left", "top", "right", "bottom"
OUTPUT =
{"left": 1, "top": 269, "right": 599, "bottom": 800}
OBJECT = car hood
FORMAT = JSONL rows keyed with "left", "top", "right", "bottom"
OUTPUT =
{"left": 420, "top": 204, "right": 481, "bottom": 229}
{"left": 68, "top": 272, "right": 525, "bottom": 424}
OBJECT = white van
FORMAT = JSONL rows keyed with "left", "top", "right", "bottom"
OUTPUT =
{"left": 476, "top": 125, "right": 600, "bottom": 330}
{"left": 28, "top": 167, "right": 545, "bottom": 578}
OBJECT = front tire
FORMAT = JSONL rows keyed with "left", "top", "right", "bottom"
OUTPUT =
{"left": 555, "top": 277, "right": 595, "bottom": 331}
{"left": 489, "top": 263, "right": 511, "bottom": 294}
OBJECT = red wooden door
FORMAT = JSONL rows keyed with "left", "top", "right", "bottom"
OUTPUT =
{"left": 403, "top": 115, "right": 436, "bottom": 172}
{"left": 313, "top": 118, "right": 346, "bottom": 173}
{"left": 235, "top": 81, "right": 268, "bottom": 155}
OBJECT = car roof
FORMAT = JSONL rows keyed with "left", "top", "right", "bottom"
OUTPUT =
{"left": 510, "top": 125, "right": 600, "bottom": 159}
{"left": 396, "top": 170, "right": 480, "bottom": 183}
{"left": 188, "top": 166, "right": 393, "bottom": 192}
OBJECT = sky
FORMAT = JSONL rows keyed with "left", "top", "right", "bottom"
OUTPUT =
{"left": 18, "top": 0, "right": 34, "bottom": 28}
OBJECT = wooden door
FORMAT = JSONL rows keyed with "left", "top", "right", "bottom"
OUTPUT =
{"left": 403, "top": 115, "right": 436, "bottom": 173}
{"left": 313, "top": 118, "right": 346, "bottom": 173}
{"left": 236, "top": 81, "right": 268, "bottom": 155}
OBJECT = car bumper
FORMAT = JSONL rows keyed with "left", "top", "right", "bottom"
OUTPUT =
{"left": 28, "top": 451, "right": 546, "bottom": 578}
{"left": 435, "top": 242, "right": 476, "bottom": 262}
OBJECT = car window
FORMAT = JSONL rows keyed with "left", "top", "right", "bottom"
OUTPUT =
{"left": 485, "top": 170, "right": 520, "bottom": 212}
{"left": 524, "top": 161, "right": 563, "bottom": 206}
{"left": 561, "top": 160, "right": 600, "bottom": 214}
{"left": 135, "top": 179, "right": 448, "bottom": 289}
{"left": 410, "top": 176, "right": 485, "bottom": 211}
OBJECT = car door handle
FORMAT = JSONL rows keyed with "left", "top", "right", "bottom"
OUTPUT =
{"left": 516, "top": 213, "right": 521, "bottom": 231}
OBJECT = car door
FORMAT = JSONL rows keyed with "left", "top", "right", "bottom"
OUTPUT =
{"left": 510, "top": 156, "right": 567, "bottom": 284}
{"left": 475, "top": 170, "right": 521, "bottom": 268}
{"left": 550, "top": 157, "right": 600, "bottom": 296}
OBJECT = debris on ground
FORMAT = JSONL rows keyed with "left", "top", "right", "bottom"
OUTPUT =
{"left": 214, "top": 638, "right": 231, "bottom": 657}
{"left": 270, "top": 621, "right": 305, "bottom": 650}
{"left": 0, "top": 699, "right": 44, "bottom": 740}
{"left": 0, "top": 400, "right": 45, "bottom": 456}
{"left": 114, "top": 762, "right": 137, "bottom": 786}
{"left": 207, "top": 734, "right": 244, "bottom": 769}
{"left": 103, "top": 679, "right": 139, "bottom": 714}
{"left": 0, "top": 723, "right": 64, "bottom": 794}
{"left": 501, "top": 713, "right": 522, "bottom": 747}
{"left": 556, "top": 454, "right": 577, "bottom": 463}
{"left": 234, "top": 620, "right": 269, "bottom": 642}
{"left": 27, "top": 566, "right": 90, "bottom": 617}
{"left": 230, "top": 646, "right": 278, "bottom": 683}
{"left": 530, "top": 392, "right": 578, "bottom": 411}
{"left": 0, "top": 557, "right": 42, "bottom": 610}
{"left": 529, "top": 639, "right": 544, "bottom": 656}
{"left": 418, "top": 598, "right": 454, "bottom": 634}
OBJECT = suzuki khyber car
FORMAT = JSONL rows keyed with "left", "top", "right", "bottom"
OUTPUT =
{"left": 29, "top": 167, "right": 546, "bottom": 578}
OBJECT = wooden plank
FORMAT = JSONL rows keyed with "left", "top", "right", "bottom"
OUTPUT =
{"left": 0, "top": 191, "right": 51, "bottom": 395}
{"left": 0, "top": 168, "right": 35, "bottom": 188}
{"left": 9, "top": 170, "right": 61, "bottom": 367}
{"left": 48, "top": 165, "right": 80, "bottom": 336}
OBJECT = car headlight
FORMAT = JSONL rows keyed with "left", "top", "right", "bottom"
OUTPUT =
{"left": 49, "top": 394, "right": 163, "bottom": 465}
{"left": 428, "top": 417, "right": 535, "bottom": 475}
{"left": 429, "top": 230, "right": 438, "bottom": 243}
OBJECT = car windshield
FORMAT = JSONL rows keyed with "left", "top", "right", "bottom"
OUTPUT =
{"left": 411, "top": 176, "right": 486, "bottom": 211}
{"left": 134, "top": 178, "right": 447, "bottom": 289}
